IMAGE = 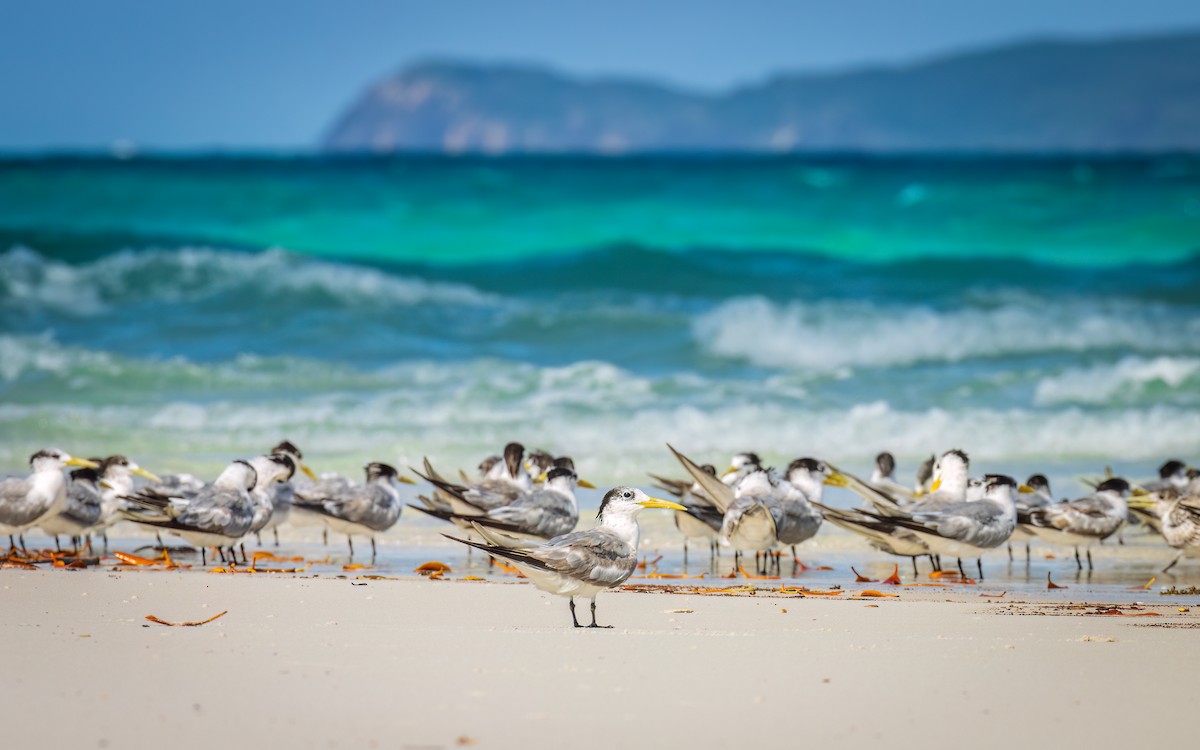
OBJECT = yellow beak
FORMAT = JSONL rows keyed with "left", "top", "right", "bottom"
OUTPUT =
{"left": 1131, "top": 487, "right": 1151, "bottom": 497}
{"left": 822, "top": 472, "right": 849, "bottom": 488}
{"left": 929, "top": 477, "right": 942, "bottom": 492}
{"left": 65, "top": 457, "right": 100, "bottom": 469}
{"left": 534, "top": 471, "right": 548, "bottom": 483}
{"left": 301, "top": 464, "right": 318, "bottom": 481}
{"left": 577, "top": 479, "right": 597, "bottom": 489}
{"left": 638, "top": 497, "right": 687, "bottom": 511}
{"left": 397, "top": 474, "right": 417, "bottom": 485}
{"left": 132, "top": 467, "right": 161, "bottom": 483}
{"left": 724, "top": 465, "right": 738, "bottom": 475}
{"left": 1017, "top": 484, "right": 1034, "bottom": 494}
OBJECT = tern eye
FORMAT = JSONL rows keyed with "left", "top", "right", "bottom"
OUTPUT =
{"left": 623, "top": 491, "right": 632, "bottom": 498}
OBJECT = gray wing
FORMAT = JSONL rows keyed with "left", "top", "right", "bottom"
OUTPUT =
{"left": 63, "top": 483, "right": 103, "bottom": 526}
{"left": 1031, "top": 497, "right": 1122, "bottom": 537}
{"left": 534, "top": 529, "right": 638, "bottom": 588}
{"left": 914, "top": 502, "right": 1012, "bottom": 548}
{"left": 486, "top": 489, "right": 577, "bottom": 538}
{"left": 176, "top": 487, "right": 254, "bottom": 536}
{"left": 0, "top": 476, "right": 37, "bottom": 525}
{"left": 323, "top": 485, "right": 401, "bottom": 531}
{"left": 462, "top": 480, "right": 523, "bottom": 511}
{"left": 1163, "top": 500, "right": 1200, "bottom": 549}
{"left": 773, "top": 498, "right": 823, "bottom": 546}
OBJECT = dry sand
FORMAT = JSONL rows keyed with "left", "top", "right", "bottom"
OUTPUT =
{"left": 3, "top": 570, "right": 1197, "bottom": 750}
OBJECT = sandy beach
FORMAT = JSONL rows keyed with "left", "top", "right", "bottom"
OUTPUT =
{"left": 5, "top": 564, "right": 1198, "bottom": 750}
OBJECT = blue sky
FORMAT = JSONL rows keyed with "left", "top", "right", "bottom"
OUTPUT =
{"left": 3, "top": 1, "right": 1199, "bottom": 150}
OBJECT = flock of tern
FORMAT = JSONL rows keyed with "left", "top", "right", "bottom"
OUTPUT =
{"left": 2, "top": 441, "right": 1198, "bottom": 627}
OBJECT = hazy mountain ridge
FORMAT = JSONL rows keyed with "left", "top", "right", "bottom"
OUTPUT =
{"left": 323, "top": 31, "right": 1200, "bottom": 152}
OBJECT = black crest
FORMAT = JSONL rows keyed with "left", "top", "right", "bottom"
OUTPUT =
{"left": 1096, "top": 477, "right": 1131, "bottom": 494}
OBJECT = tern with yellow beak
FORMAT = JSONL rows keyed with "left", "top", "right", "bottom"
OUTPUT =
{"left": 447, "top": 487, "right": 685, "bottom": 628}
{"left": 1, "top": 449, "right": 99, "bottom": 550}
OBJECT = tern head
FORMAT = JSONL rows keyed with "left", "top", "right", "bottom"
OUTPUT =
{"left": 216, "top": 460, "right": 259, "bottom": 491}
{"left": 1018, "top": 474, "right": 1051, "bottom": 498}
{"left": 29, "top": 449, "right": 98, "bottom": 472}
{"left": 260, "top": 453, "right": 297, "bottom": 486}
{"left": 364, "top": 462, "right": 403, "bottom": 485}
{"left": 929, "top": 449, "right": 969, "bottom": 496}
{"left": 1096, "top": 477, "right": 1136, "bottom": 497}
{"left": 596, "top": 486, "right": 685, "bottom": 521}
{"left": 785, "top": 458, "right": 830, "bottom": 499}
{"left": 1158, "top": 459, "right": 1189, "bottom": 489}
{"left": 874, "top": 452, "right": 896, "bottom": 481}
{"left": 272, "top": 439, "right": 317, "bottom": 481}
{"left": 503, "top": 442, "right": 525, "bottom": 480}
{"left": 98, "top": 455, "right": 161, "bottom": 483}
{"left": 983, "top": 475, "right": 1017, "bottom": 503}
{"left": 727, "top": 452, "right": 762, "bottom": 473}
{"left": 526, "top": 450, "right": 555, "bottom": 479}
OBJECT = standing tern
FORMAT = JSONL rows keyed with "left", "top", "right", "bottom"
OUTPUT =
{"left": 1024, "top": 478, "right": 1139, "bottom": 570}
{"left": 446, "top": 487, "right": 685, "bottom": 628}
{"left": 1128, "top": 487, "right": 1200, "bottom": 572}
{"left": 121, "top": 460, "right": 258, "bottom": 564}
{"left": 862, "top": 475, "right": 1019, "bottom": 579}
{"left": 1, "top": 450, "right": 98, "bottom": 551}
{"left": 39, "top": 464, "right": 103, "bottom": 550}
{"left": 291, "top": 462, "right": 407, "bottom": 559}
{"left": 257, "top": 440, "right": 318, "bottom": 545}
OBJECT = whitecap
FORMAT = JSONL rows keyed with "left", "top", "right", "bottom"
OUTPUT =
{"left": 1034, "top": 356, "right": 1200, "bottom": 406}
{"left": 693, "top": 295, "right": 1200, "bottom": 371}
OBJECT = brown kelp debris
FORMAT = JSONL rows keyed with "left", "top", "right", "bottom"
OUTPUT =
{"left": 145, "top": 611, "right": 228, "bottom": 627}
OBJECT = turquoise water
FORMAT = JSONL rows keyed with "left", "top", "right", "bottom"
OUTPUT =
{"left": 1, "top": 155, "right": 1198, "bottom": 486}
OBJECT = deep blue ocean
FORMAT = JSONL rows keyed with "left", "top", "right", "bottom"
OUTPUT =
{"left": 1, "top": 154, "right": 1198, "bottom": 487}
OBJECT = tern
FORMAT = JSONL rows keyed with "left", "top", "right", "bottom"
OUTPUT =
{"left": 446, "top": 487, "right": 685, "bottom": 628}
{"left": 1128, "top": 487, "right": 1200, "bottom": 572}
{"left": 122, "top": 460, "right": 259, "bottom": 564}
{"left": 1008, "top": 474, "right": 1052, "bottom": 562}
{"left": 292, "top": 462, "right": 407, "bottom": 559}
{"left": 413, "top": 466, "right": 594, "bottom": 541}
{"left": 863, "top": 474, "right": 1019, "bottom": 579}
{"left": 1025, "top": 478, "right": 1139, "bottom": 570}
{"left": 257, "top": 440, "right": 318, "bottom": 545}
{"left": 1, "top": 449, "right": 98, "bottom": 551}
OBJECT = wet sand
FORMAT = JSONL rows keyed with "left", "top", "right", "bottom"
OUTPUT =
{"left": 4, "top": 562, "right": 1199, "bottom": 750}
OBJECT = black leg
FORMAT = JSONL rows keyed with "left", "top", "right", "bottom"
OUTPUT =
{"left": 201, "top": 547, "right": 207, "bottom": 566}
{"left": 347, "top": 536, "right": 354, "bottom": 558}
{"left": 1006, "top": 543, "right": 1012, "bottom": 562}
{"left": 217, "top": 548, "right": 226, "bottom": 563}
{"left": 912, "top": 557, "right": 919, "bottom": 577}
{"left": 371, "top": 537, "right": 377, "bottom": 562}
{"left": 957, "top": 557, "right": 966, "bottom": 577}
{"left": 1087, "top": 548, "right": 1093, "bottom": 570}
{"left": 683, "top": 538, "right": 688, "bottom": 566}
{"left": 322, "top": 528, "right": 328, "bottom": 546}
{"left": 1074, "top": 547, "right": 1082, "bottom": 570}
{"left": 1164, "top": 550, "right": 1184, "bottom": 573}
{"left": 240, "top": 543, "right": 247, "bottom": 562}
{"left": 1025, "top": 543, "right": 1031, "bottom": 563}
{"left": 54, "top": 536, "right": 61, "bottom": 552}
{"left": 101, "top": 531, "right": 108, "bottom": 553}
{"left": 976, "top": 558, "right": 984, "bottom": 580}
{"left": 273, "top": 528, "right": 279, "bottom": 547}
{"left": 587, "top": 599, "right": 612, "bottom": 628}
{"left": 569, "top": 598, "right": 581, "bottom": 628}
